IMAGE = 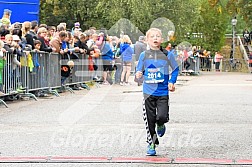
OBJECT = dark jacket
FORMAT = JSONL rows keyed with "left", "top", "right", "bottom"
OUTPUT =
{"left": 38, "top": 36, "right": 52, "bottom": 52}
{"left": 134, "top": 41, "right": 147, "bottom": 61}
{"left": 25, "top": 33, "right": 35, "bottom": 49}
{"left": 74, "top": 40, "right": 93, "bottom": 55}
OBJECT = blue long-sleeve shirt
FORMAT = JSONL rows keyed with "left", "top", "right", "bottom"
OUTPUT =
{"left": 101, "top": 42, "right": 113, "bottom": 61}
{"left": 120, "top": 43, "right": 134, "bottom": 62}
{"left": 136, "top": 48, "right": 179, "bottom": 96}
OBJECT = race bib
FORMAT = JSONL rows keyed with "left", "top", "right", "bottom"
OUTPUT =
{"left": 144, "top": 67, "right": 164, "bottom": 83}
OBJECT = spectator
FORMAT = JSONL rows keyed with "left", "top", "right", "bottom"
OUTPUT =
{"left": 134, "top": 36, "right": 146, "bottom": 62}
{"left": 4, "top": 34, "right": 21, "bottom": 68}
{"left": 21, "top": 21, "right": 34, "bottom": 49}
{"left": 47, "top": 26, "right": 56, "bottom": 40}
{"left": 32, "top": 40, "right": 41, "bottom": 70}
{"left": 11, "top": 23, "right": 22, "bottom": 39}
{"left": 72, "top": 22, "right": 82, "bottom": 36}
{"left": 250, "top": 30, "right": 252, "bottom": 45}
{"left": 243, "top": 28, "right": 250, "bottom": 45}
{"left": 50, "top": 31, "right": 67, "bottom": 53}
{"left": 29, "top": 21, "right": 38, "bottom": 40}
{"left": 183, "top": 48, "right": 191, "bottom": 71}
{"left": 100, "top": 35, "right": 114, "bottom": 85}
{"left": 112, "top": 40, "right": 121, "bottom": 84}
{"left": 214, "top": 51, "right": 223, "bottom": 72}
{"left": 249, "top": 51, "right": 252, "bottom": 73}
{"left": 87, "top": 33, "right": 100, "bottom": 80}
{"left": 39, "top": 23, "right": 47, "bottom": 29}
{"left": 0, "top": 9, "right": 12, "bottom": 28}
{"left": 31, "top": 39, "right": 50, "bottom": 97}
{"left": 0, "top": 40, "right": 6, "bottom": 94}
{"left": 89, "top": 27, "right": 96, "bottom": 35}
{"left": 119, "top": 35, "right": 134, "bottom": 86}
{"left": 0, "top": 25, "right": 10, "bottom": 40}
{"left": 44, "top": 32, "right": 51, "bottom": 47}
{"left": 165, "top": 43, "right": 172, "bottom": 52}
{"left": 65, "top": 31, "right": 79, "bottom": 55}
{"left": 74, "top": 33, "right": 93, "bottom": 54}
{"left": 37, "top": 27, "right": 54, "bottom": 52}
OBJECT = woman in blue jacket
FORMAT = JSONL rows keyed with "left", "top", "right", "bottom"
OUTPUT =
{"left": 119, "top": 35, "right": 133, "bottom": 86}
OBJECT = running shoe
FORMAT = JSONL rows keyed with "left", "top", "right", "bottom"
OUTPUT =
{"left": 157, "top": 124, "right": 166, "bottom": 137}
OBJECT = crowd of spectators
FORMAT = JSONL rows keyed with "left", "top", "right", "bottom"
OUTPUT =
{"left": 0, "top": 8, "right": 228, "bottom": 98}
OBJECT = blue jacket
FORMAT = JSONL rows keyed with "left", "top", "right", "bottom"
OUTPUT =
{"left": 120, "top": 43, "right": 133, "bottom": 62}
{"left": 101, "top": 42, "right": 113, "bottom": 61}
{"left": 136, "top": 48, "right": 179, "bottom": 96}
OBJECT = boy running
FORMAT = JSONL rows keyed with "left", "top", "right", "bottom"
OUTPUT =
{"left": 135, "top": 28, "right": 179, "bottom": 156}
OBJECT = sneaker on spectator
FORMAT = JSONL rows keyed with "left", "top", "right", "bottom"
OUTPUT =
{"left": 157, "top": 124, "right": 166, "bottom": 137}
{"left": 119, "top": 82, "right": 124, "bottom": 86}
{"left": 93, "top": 76, "right": 100, "bottom": 81}
{"left": 38, "top": 92, "right": 48, "bottom": 97}
{"left": 72, "top": 86, "right": 82, "bottom": 90}
{"left": 103, "top": 81, "right": 110, "bottom": 85}
{"left": 124, "top": 82, "right": 130, "bottom": 86}
{"left": 146, "top": 143, "right": 156, "bottom": 156}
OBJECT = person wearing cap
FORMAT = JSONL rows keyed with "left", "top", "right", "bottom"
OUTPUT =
{"left": 0, "top": 9, "right": 12, "bottom": 27}
{"left": 3, "top": 34, "right": 21, "bottom": 69}
{"left": 71, "top": 22, "right": 82, "bottom": 36}
{"left": 74, "top": 22, "right": 80, "bottom": 28}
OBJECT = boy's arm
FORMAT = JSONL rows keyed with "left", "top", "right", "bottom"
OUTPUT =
{"left": 135, "top": 52, "right": 145, "bottom": 79}
{"left": 136, "top": 52, "right": 145, "bottom": 72}
{"left": 167, "top": 52, "right": 179, "bottom": 84}
{"left": 3, "top": 44, "right": 14, "bottom": 53}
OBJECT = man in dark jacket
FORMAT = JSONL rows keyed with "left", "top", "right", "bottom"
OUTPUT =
{"left": 134, "top": 36, "right": 147, "bottom": 61}
{"left": 134, "top": 36, "right": 147, "bottom": 85}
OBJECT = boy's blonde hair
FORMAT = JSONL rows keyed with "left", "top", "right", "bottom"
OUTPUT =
{"left": 5, "top": 34, "right": 13, "bottom": 40}
{"left": 146, "top": 28, "right": 162, "bottom": 38}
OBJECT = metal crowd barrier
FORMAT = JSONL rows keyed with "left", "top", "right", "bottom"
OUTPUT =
{"left": 0, "top": 51, "right": 96, "bottom": 108}
{"left": 178, "top": 56, "right": 201, "bottom": 75}
{"left": 22, "top": 52, "right": 61, "bottom": 96}
{"left": 199, "top": 57, "right": 213, "bottom": 71}
{"left": 0, "top": 52, "right": 22, "bottom": 107}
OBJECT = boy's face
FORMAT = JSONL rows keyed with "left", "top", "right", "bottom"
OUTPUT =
{"left": 35, "top": 44, "right": 41, "bottom": 50}
{"left": 5, "top": 37, "right": 13, "bottom": 45}
{"left": 147, "top": 30, "right": 162, "bottom": 50}
{"left": 44, "top": 34, "right": 49, "bottom": 41}
{"left": 92, "top": 34, "right": 98, "bottom": 41}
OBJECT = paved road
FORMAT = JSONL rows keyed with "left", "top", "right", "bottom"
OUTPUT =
{"left": 0, "top": 72, "right": 252, "bottom": 166}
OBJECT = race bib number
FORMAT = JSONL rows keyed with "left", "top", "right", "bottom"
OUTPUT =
{"left": 144, "top": 67, "right": 164, "bottom": 83}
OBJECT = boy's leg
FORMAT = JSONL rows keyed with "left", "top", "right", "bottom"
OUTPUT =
{"left": 156, "top": 95, "right": 169, "bottom": 137}
{"left": 143, "top": 94, "right": 159, "bottom": 145}
{"left": 156, "top": 95, "right": 169, "bottom": 125}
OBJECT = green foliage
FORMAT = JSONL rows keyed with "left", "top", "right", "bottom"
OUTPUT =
{"left": 40, "top": 0, "right": 251, "bottom": 52}
{"left": 195, "top": 0, "right": 229, "bottom": 51}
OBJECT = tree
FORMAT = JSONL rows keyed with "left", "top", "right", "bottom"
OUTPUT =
{"left": 40, "top": 0, "right": 251, "bottom": 52}
{"left": 40, "top": 0, "right": 99, "bottom": 30}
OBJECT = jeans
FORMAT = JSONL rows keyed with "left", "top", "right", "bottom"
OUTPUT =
{"left": 114, "top": 63, "right": 122, "bottom": 83}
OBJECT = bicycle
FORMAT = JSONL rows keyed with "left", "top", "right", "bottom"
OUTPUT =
{"left": 223, "top": 58, "right": 242, "bottom": 72}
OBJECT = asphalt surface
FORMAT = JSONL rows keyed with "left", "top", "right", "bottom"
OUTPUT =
{"left": 0, "top": 72, "right": 252, "bottom": 166}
